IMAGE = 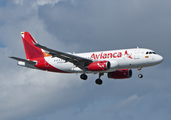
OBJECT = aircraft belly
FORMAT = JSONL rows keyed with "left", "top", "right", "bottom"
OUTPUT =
{"left": 45, "top": 57, "right": 75, "bottom": 73}
{"left": 51, "top": 62, "right": 75, "bottom": 73}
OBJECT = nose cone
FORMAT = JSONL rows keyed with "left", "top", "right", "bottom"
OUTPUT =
{"left": 155, "top": 55, "right": 163, "bottom": 64}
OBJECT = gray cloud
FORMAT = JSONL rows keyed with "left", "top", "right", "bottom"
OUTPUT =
{"left": 38, "top": 0, "right": 171, "bottom": 50}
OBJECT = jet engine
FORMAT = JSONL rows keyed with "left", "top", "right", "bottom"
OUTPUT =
{"left": 108, "top": 69, "right": 132, "bottom": 79}
{"left": 88, "top": 61, "right": 110, "bottom": 71}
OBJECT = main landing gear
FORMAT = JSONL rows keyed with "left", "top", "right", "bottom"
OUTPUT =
{"left": 138, "top": 67, "right": 143, "bottom": 78}
{"left": 80, "top": 72, "right": 104, "bottom": 85}
{"left": 80, "top": 68, "right": 88, "bottom": 80}
{"left": 95, "top": 73, "right": 104, "bottom": 85}
{"left": 80, "top": 74, "right": 88, "bottom": 80}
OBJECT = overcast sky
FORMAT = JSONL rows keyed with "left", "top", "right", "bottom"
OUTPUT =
{"left": 0, "top": 0, "right": 170, "bottom": 120}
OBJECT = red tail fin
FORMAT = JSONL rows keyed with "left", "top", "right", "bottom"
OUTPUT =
{"left": 21, "top": 32, "right": 50, "bottom": 60}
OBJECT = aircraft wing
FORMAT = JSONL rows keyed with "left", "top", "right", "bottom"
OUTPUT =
{"left": 34, "top": 43, "right": 92, "bottom": 68}
{"left": 9, "top": 57, "right": 37, "bottom": 65}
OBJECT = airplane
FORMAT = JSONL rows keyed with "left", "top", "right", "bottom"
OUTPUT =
{"left": 10, "top": 32, "right": 163, "bottom": 85}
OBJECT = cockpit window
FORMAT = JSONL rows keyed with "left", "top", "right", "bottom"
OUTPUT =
{"left": 146, "top": 51, "right": 156, "bottom": 54}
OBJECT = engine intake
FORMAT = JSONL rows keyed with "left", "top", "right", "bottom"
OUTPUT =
{"left": 108, "top": 69, "right": 132, "bottom": 79}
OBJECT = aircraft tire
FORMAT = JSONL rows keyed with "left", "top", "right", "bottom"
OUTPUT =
{"left": 138, "top": 74, "right": 143, "bottom": 78}
{"left": 80, "top": 74, "right": 88, "bottom": 80}
{"left": 95, "top": 79, "right": 103, "bottom": 85}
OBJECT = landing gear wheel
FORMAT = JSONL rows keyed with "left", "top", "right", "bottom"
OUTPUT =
{"left": 80, "top": 74, "right": 88, "bottom": 80}
{"left": 95, "top": 79, "right": 103, "bottom": 85}
{"left": 138, "top": 74, "right": 143, "bottom": 78}
{"left": 137, "top": 67, "right": 143, "bottom": 78}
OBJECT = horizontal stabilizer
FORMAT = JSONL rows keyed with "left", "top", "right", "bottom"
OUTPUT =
{"left": 9, "top": 57, "right": 37, "bottom": 65}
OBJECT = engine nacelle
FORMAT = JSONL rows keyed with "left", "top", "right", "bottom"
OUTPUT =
{"left": 109, "top": 60, "right": 118, "bottom": 68}
{"left": 108, "top": 69, "right": 132, "bottom": 79}
{"left": 88, "top": 61, "right": 110, "bottom": 71}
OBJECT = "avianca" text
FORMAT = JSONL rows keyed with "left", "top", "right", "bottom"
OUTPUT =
{"left": 91, "top": 52, "right": 122, "bottom": 59}
{"left": 90, "top": 50, "right": 133, "bottom": 59}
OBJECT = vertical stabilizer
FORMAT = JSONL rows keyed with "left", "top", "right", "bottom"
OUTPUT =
{"left": 21, "top": 32, "right": 50, "bottom": 60}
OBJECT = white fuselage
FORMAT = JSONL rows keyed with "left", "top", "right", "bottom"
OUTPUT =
{"left": 44, "top": 48, "right": 163, "bottom": 73}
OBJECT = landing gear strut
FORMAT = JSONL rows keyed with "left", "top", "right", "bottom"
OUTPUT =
{"left": 95, "top": 73, "right": 104, "bottom": 85}
{"left": 80, "top": 68, "right": 88, "bottom": 80}
{"left": 138, "top": 67, "right": 143, "bottom": 78}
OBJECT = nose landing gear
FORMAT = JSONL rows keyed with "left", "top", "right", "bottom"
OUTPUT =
{"left": 138, "top": 74, "right": 143, "bottom": 78}
{"left": 138, "top": 67, "right": 143, "bottom": 78}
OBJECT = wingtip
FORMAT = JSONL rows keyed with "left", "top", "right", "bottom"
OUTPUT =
{"left": 9, "top": 56, "right": 14, "bottom": 59}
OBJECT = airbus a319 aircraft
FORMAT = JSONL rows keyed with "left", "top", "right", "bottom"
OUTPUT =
{"left": 10, "top": 32, "right": 163, "bottom": 85}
